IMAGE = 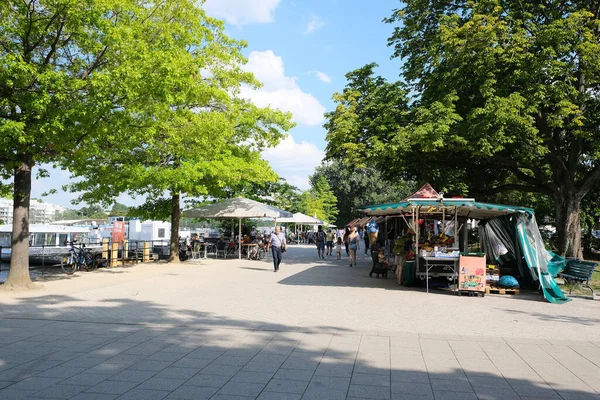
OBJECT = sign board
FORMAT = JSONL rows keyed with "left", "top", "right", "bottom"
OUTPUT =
{"left": 458, "top": 254, "right": 486, "bottom": 292}
{"left": 112, "top": 221, "right": 125, "bottom": 244}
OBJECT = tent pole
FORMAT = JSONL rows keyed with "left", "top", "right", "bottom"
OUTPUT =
{"left": 442, "top": 207, "right": 445, "bottom": 237}
{"left": 238, "top": 218, "right": 242, "bottom": 260}
{"left": 454, "top": 207, "right": 458, "bottom": 248}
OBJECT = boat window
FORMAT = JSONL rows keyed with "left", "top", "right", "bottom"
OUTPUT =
{"left": 158, "top": 228, "right": 166, "bottom": 238}
{"left": 0, "top": 232, "right": 10, "bottom": 247}
{"left": 59, "top": 234, "right": 68, "bottom": 246}
{"left": 32, "top": 233, "right": 45, "bottom": 246}
{"left": 45, "top": 234, "right": 56, "bottom": 246}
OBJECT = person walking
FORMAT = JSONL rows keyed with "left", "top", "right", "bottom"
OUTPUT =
{"left": 268, "top": 226, "right": 286, "bottom": 272}
{"left": 348, "top": 226, "right": 360, "bottom": 267}
{"left": 325, "top": 228, "right": 335, "bottom": 256}
{"left": 343, "top": 227, "right": 351, "bottom": 256}
{"left": 316, "top": 226, "right": 326, "bottom": 259}
{"left": 363, "top": 226, "right": 370, "bottom": 256}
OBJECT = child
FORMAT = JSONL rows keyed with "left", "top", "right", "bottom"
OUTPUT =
{"left": 335, "top": 237, "right": 343, "bottom": 260}
{"left": 378, "top": 248, "right": 392, "bottom": 269}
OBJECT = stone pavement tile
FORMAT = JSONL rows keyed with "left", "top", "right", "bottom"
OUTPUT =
{"left": 391, "top": 394, "right": 434, "bottom": 400}
{"left": 201, "top": 363, "right": 242, "bottom": 376}
{"left": 307, "top": 375, "right": 351, "bottom": 391}
{"left": 0, "top": 380, "right": 13, "bottom": 389}
{"left": 467, "top": 376, "right": 512, "bottom": 389}
{"left": 257, "top": 392, "right": 302, "bottom": 400}
{"left": 510, "top": 383, "right": 561, "bottom": 398}
{"left": 129, "top": 360, "right": 173, "bottom": 372}
{"left": 31, "top": 383, "right": 88, "bottom": 399}
{"left": 210, "top": 395, "right": 255, "bottom": 400}
{"left": 264, "top": 378, "right": 309, "bottom": 394}
{"left": 105, "top": 354, "right": 146, "bottom": 366}
{"left": 273, "top": 368, "right": 314, "bottom": 382}
{"left": 391, "top": 370, "right": 430, "bottom": 383}
{"left": 352, "top": 372, "right": 390, "bottom": 387}
{"left": 347, "top": 384, "right": 391, "bottom": 399}
{"left": 170, "top": 357, "right": 212, "bottom": 370}
{"left": 165, "top": 384, "right": 218, "bottom": 400}
{"left": 116, "top": 389, "right": 170, "bottom": 400}
{"left": 155, "top": 367, "right": 199, "bottom": 380}
{"left": 0, "top": 365, "right": 37, "bottom": 381}
{"left": 71, "top": 393, "right": 118, "bottom": 400}
{"left": 87, "top": 380, "right": 139, "bottom": 395}
{"left": 185, "top": 373, "right": 231, "bottom": 387}
{"left": 88, "top": 363, "right": 130, "bottom": 374}
{"left": 314, "top": 360, "right": 354, "bottom": 378}
{"left": 8, "top": 376, "right": 62, "bottom": 390}
{"left": 61, "top": 356, "right": 106, "bottom": 368}
{"left": 472, "top": 387, "right": 521, "bottom": 400}
{"left": 19, "top": 358, "right": 65, "bottom": 371}
{"left": 136, "top": 377, "right": 187, "bottom": 391}
{"left": 106, "top": 369, "right": 157, "bottom": 383}
{"left": 35, "top": 366, "right": 89, "bottom": 378}
{"left": 62, "top": 372, "right": 110, "bottom": 386}
{"left": 217, "top": 381, "right": 266, "bottom": 397}
{"left": 231, "top": 371, "right": 274, "bottom": 384}
{"left": 433, "top": 391, "right": 477, "bottom": 400}
{"left": 146, "top": 352, "right": 187, "bottom": 362}
{"left": 213, "top": 356, "right": 253, "bottom": 367}
{"left": 459, "top": 336, "right": 505, "bottom": 343}
{"left": 555, "top": 391, "right": 600, "bottom": 400}
{"left": 0, "top": 388, "right": 37, "bottom": 399}
{"left": 391, "top": 382, "right": 433, "bottom": 396}
{"left": 186, "top": 348, "right": 226, "bottom": 360}
{"left": 430, "top": 378, "right": 474, "bottom": 392}
{"left": 282, "top": 356, "right": 321, "bottom": 371}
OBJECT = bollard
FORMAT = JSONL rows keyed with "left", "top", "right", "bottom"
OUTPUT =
{"left": 102, "top": 238, "right": 109, "bottom": 261}
{"left": 143, "top": 242, "right": 150, "bottom": 263}
{"left": 122, "top": 240, "right": 128, "bottom": 265}
{"left": 111, "top": 242, "right": 119, "bottom": 267}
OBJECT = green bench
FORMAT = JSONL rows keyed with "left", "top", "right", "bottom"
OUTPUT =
{"left": 558, "top": 260, "right": 597, "bottom": 295}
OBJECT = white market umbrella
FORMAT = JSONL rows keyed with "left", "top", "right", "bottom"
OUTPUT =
{"left": 183, "top": 197, "right": 292, "bottom": 259}
{"left": 277, "top": 212, "right": 324, "bottom": 225}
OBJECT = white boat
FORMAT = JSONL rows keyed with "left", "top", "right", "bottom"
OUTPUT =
{"left": 0, "top": 224, "right": 103, "bottom": 265}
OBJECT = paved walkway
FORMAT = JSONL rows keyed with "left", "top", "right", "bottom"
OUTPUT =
{"left": 0, "top": 244, "right": 599, "bottom": 399}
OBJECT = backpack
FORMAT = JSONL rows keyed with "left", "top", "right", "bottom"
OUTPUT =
{"left": 317, "top": 231, "right": 325, "bottom": 241}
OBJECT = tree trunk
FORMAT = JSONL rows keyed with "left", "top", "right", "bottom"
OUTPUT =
{"left": 554, "top": 192, "right": 583, "bottom": 259}
{"left": 168, "top": 192, "right": 181, "bottom": 263}
{"left": 3, "top": 155, "right": 34, "bottom": 289}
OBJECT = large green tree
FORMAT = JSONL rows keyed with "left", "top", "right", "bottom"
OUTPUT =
{"left": 328, "top": 2, "right": 600, "bottom": 258}
{"left": 0, "top": 0, "right": 276, "bottom": 287}
{"left": 311, "top": 162, "right": 415, "bottom": 227}
{"left": 298, "top": 175, "right": 338, "bottom": 224}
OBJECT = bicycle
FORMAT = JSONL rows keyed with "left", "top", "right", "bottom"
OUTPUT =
{"left": 61, "top": 241, "right": 104, "bottom": 274}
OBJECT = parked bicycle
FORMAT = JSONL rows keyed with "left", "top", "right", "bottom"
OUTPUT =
{"left": 61, "top": 241, "right": 106, "bottom": 274}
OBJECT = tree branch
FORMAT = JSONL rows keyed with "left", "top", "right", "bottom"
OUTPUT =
{"left": 42, "top": 16, "right": 66, "bottom": 65}
{"left": 578, "top": 163, "right": 600, "bottom": 198}
{"left": 80, "top": 46, "right": 108, "bottom": 79}
{"left": 472, "top": 184, "right": 551, "bottom": 197}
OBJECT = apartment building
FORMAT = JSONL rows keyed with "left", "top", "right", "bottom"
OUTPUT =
{"left": 0, "top": 199, "right": 66, "bottom": 225}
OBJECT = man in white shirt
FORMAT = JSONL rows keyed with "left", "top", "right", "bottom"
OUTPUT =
{"left": 268, "top": 226, "right": 286, "bottom": 272}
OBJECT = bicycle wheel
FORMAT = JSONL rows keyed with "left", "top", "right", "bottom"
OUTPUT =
{"left": 61, "top": 256, "right": 77, "bottom": 275}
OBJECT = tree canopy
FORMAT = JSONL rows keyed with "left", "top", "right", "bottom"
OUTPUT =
{"left": 326, "top": 1, "right": 600, "bottom": 258}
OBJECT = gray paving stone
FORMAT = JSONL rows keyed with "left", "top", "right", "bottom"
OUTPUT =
{"left": 186, "top": 373, "right": 232, "bottom": 387}
{"left": 391, "top": 381, "right": 433, "bottom": 396}
{"left": 241, "top": 361, "right": 283, "bottom": 373}
{"left": 9, "top": 376, "right": 62, "bottom": 390}
{"left": 231, "top": 371, "right": 274, "bottom": 384}
{"left": 301, "top": 387, "right": 348, "bottom": 400}
{"left": 510, "top": 383, "right": 561, "bottom": 398}
{"left": 210, "top": 395, "right": 255, "bottom": 400}
{"left": 31, "top": 383, "right": 88, "bottom": 399}
{"left": 170, "top": 357, "right": 212, "bottom": 369}
{"left": 129, "top": 360, "right": 173, "bottom": 372}
{"left": 432, "top": 391, "right": 478, "bottom": 400}
{"left": 307, "top": 375, "right": 351, "bottom": 390}
{"left": 87, "top": 380, "right": 139, "bottom": 395}
{"left": 314, "top": 362, "right": 354, "bottom": 378}
{"left": 201, "top": 363, "right": 242, "bottom": 376}
{"left": 430, "top": 378, "right": 474, "bottom": 393}
{"left": 116, "top": 389, "right": 170, "bottom": 400}
{"left": 555, "top": 391, "right": 600, "bottom": 400}
{"left": 391, "top": 395, "right": 434, "bottom": 400}
{"left": 273, "top": 368, "right": 314, "bottom": 382}
{"left": 71, "top": 393, "right": 118, "bottom": 400}
{"left": 214, "top": 356, "right": 252, "bottom": 367}
{"left": 348, "top": 383, "right": 391, "bottom": 399}
{"left": 137, "top": 377, "right": 187, "bottom": 391}
{"left": 61, "top": 357, "right": 106, "bottom": 368}
{"left": 88, "top": 363, "right": 130, "bottom": 374}
{"left": 0, "top": 388, "right": 45, "bottom": 399}
{"left": 155, "top": 367, "right": 198, "bottom": 380}
{"left": 165, "top": 384, "right": 218, "bottom": 399}
{"left": 473, "top": 387, "right": 521, "bottom": 400}
{"left": 106, "top": 369, "right": 157, "bottom": 383}
{"left": 264, "top": 378, "right": 309, "bottom": 394}
{"left": 352, "top": 373, "right": 391, "bottom": 387}
{"left": 62, "top": 372, "right": 110, "bottom": 386}
{"left": 467, "top": 376, "right": 512, "bottom": 389}
{"left": 257, "top": 392, "right": 302, "bottom": 400}
{"left": 217, "top": 381, "right": 266, "bottom": 397}
{"left": 35, "top": 366, "right": 89, "bottom": 378}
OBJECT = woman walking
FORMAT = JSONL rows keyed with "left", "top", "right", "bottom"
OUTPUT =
{"left": 343, "top": 227, "right": 351, "bottom": 256}
{"left": 348, "top": 226, "right": 360, "bottom": 267}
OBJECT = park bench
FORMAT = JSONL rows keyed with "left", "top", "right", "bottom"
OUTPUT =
{"left": 558, "top": 259, "right": 597, "bottom": 295}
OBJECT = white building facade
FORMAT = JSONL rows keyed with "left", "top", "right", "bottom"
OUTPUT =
{"left": 0, "top": 199, "right": 66, "bottom": 225}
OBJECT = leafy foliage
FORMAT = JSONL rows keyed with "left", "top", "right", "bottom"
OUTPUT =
{"left": 298, "top": 175, "right": 338, "bottom": 224}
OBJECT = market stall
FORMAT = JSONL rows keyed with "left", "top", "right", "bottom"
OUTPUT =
{"left": 360, "top": 184, "right": 570, "bottom": 303}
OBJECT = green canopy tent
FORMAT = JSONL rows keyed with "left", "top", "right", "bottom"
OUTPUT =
{"left": 361, "top": 185, "right": 569, "bottom": 303}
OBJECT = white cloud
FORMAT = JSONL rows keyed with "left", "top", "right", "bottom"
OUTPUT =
{"left": 304, "top": 15, "right": 325, "bottom": 34}
{"left": 203, "top": 0, "right": 280, "bottom": 26}
{"left": 263, "top": 135, "right": 324, "bottom": 190}
{"left": 241, "top": 50, "right": 326, "bottom": 126}
{"left": 307, "top": 70, "right": 331, "bottom": 83}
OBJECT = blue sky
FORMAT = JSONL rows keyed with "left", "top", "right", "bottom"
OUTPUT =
{"left": 31, "top": 0, "right": 403, "bottom": 207}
